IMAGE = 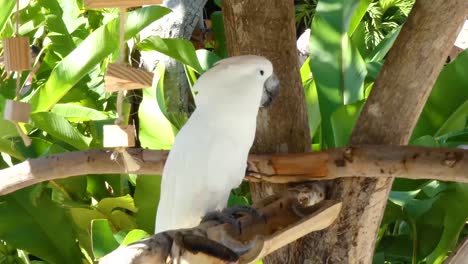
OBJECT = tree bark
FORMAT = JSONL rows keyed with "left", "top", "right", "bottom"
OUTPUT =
{"left": 222, "top": 0, "right": 311, "bottom": 263}
{"left": 224, "top": 0, "right": 468, "bottom": 263}
{"left": 303, "top": 1, "right": 468, "bottom": 263}
{"left": 139, "top": 0, "right": 207, "bottom": 114}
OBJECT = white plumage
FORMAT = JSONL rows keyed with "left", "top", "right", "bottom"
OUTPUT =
{"left": 155, "top": 55, "right": 278, "bottom": 233}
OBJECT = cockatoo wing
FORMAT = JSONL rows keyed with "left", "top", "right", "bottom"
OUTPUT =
{"left": 155, "top": 115, "right": 249, "bottom": 233}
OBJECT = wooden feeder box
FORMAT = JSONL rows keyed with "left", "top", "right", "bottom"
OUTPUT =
{"left": 84, "top": 0, "right": 163, "bottom": 8}
{"left": 4, "top": 100, "right": 31, "bottom": 123}
{"left": 3, "top": 37, "right": 31, "bottom": 72}
{"left": 105, "top": 63, "right": 154, "bottom": 92}
{"left": 103, "top": 125, "right": 136, "bottom": 148}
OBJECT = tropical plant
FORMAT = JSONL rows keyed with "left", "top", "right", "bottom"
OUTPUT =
{"left": 0, "top": 0, "right": 466, "bottom": 263}
{"left": 362, "top": 0, "right": 415, "bottom": 51}
{"left": 294, "top": 0, "right": 318, "bottom": 30}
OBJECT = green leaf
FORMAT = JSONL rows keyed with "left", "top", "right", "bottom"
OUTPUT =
{"left": 413, "top": 50, "right": 468, "bottom": 139}
{"left": 367, "top": 26, "right": 401, "bottom": 62}
{"left": 70, "top": 208, "right": 107, "bottom": 259}
{"left": 29, "top": 6, "right": 171, "bottom": 112}
{"left": 51, "top": 104, "right": 108, "bottom": 121}
{"left": 39, "top": 0, "right": 77, "bottom": 57}
{"left": 214, "top": 0, "right": 222, "bottom": 8}
{"left": 303, "top": 78, "right": 321, "bottom": 140}
{"left": 108, "top": 210, "right": 137, "bottom": 231}
{"left": 227, "top": 194, "right": 249, "bottom": 207}
{"left": 211, "top": 11, "right": 228, "bottom": 58}
{"left": 390, "top": 191, "right": 438, "bottom": 221}
{"left": 300, "top": 58, "right": 321, "bottom": 142}
{"left": 138, "top": 68, "right": 174, "bottom": 149}
{"left": 330, "top": 101, "right": 364, "bottom": 147}
{"left": 30, "top": 112, "right": 91, "bottom": 149}
{"left": 377, "top": 235, "right": 413, "bottom": 262}
{"left": 309, "top": 0, "right": 367, "bottom": 148}
{"left": 0, "top": 117, "right": 23, "bottom": 159}
{"left": 138, "top": 36, "right": 203, "bottom": 73}
{"left": 196, "top": 49, "right": 222, "bottom": 72}
{"left": 0, "top": 187, "right": 82, "bottom": 264}
{"left": 435, "top": 100, "right": 468, "bottom": 136}
{"left": 0, "top": 138, "right": 22, "bottom": 160}
{"left": 120, "top": 229, "right": 149, "bottom": 246}
{"left": 425, "top": 183, "right": 468, "bottom": 263}
{"left": 348, "top": 0, "right": 371, "bottom": 36}
{"left": 382, "top": 200, "right": 404, "bottom": 225}
{"left": 97, "top": 195, "right": 137, "bottom": 216}
{"left": 0, "top": 0, "right": 15, "bottom": 33}
{"left": 91, "top": 219, "right": 120, "bottom": 259}
{"left": 134, "top": 175, "right": 161, "bottom": 234}
{"left": 365, "top": 61, "right": 383, "bottom": 82}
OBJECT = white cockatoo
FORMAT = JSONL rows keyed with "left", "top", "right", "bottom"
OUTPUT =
{"left": 155, "top": 55, "right": 280, "bottom": 233}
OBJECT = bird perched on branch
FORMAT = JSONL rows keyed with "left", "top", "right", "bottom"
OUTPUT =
{"left": 155, "top": 55, "right": 280, "bottom": 233}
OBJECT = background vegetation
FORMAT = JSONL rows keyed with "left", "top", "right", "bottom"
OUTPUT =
{"left": 0, "top": 0, "right": 466, "bottom": 263}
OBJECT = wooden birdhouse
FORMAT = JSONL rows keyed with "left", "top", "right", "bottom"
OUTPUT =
{"left": 105, "top": 63, "right": 153, "bottom": 92}
{"left": 103, "top": 125, "right": 136, "bottom": 148}
{"left": 4, "top": 100, "right": 31, "bottom": 123}
{"left": 3, "top": 37, "right": 31, "bottom": 72}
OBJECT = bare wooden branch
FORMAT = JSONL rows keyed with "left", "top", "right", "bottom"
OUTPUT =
{"left": 0, "top": 149, "right": 167, "bottom": 195}
{"left": 1, "top": 145, "right": 468, "bottom": 195}
{"left": 98, "top": 188, "right": 341, "bottom": 264}
{"left": 445, "top": 238, "right": 468, "bottom": 264}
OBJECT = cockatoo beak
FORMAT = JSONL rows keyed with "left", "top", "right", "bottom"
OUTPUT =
{"left": 260, "top": 73, "right": 280, "bottom": 107}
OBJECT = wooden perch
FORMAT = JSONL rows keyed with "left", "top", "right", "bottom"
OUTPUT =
{"left": 105, "top": 63, "right": 154, "bottom": 92}
{"left": 445, "top": 237, "right": 468, "bottom": 264}
{"left": 1, "top": 145, "right": 468, "bottom": 195}
{"left": 99, "top": 187, "right": 342, "bottom": 264}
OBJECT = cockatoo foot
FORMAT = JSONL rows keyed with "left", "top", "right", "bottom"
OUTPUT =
{"left": 223, "top": 205, "right": 266, "bottom": 223}
{"left": 201, "top": 206, "right": 266, "bottom": 235}
{"left": 201, "top": 211, "right": 242, "bottom": 234}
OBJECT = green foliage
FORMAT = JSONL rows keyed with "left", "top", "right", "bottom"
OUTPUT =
{"left": 413, "top": 50, "right": 468, "bottom": 139}
{"left": 295, "top": 0, "right": 318, "bottom": 29}
{"left": 0, "top": 0, "right": 465, "bottom": 263}
{"left": 0, "top": 187, "right": 82, "bottom": 264}
{"left": 309, "top": 0, "right": 368, "bottom": 148}
{"left": 362, "top": 0, "right": 414, "bottom": 52}
{"left": 301, "top": 0, "right": 466, "bottom": 262}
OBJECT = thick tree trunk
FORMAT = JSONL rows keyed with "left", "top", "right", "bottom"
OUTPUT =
{"left": 303, "top": 1, "right": 468, "bottom": 263}
{"left": 140, "top": 0, "right": 207, "bottom": 114}
{"left": 222, "top": 0, "right": 311, "bottom": 263}
{"left": 224, "top": 0, "right": 467, "bottom": 263}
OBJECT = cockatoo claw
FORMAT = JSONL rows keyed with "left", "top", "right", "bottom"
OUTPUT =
{"left": 222, "top": 205, "right": 266, "bottom": 224}
{"left": 201, "top": 211, "right": 242, "bottom": 234}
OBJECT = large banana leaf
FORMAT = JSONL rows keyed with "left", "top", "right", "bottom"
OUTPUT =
{"left": 29, "top": 6, "right": 171, "bottom": 112}
{"left": 0, "top": 187, "right": 82, "bottom": 264}
{"left": 0, "top": 0, "right": 15, "bottom": 33}
{"left": 30, "top": 112, "right": 92, "bottom": 150}
{"left": 412, "top": 50, "right": 468, "bottom": 139}
{"left": 138, "top": 36, "right": 203, "bottom": 73}
{"left": 309, "top": 0, "right": 367, "bottom": 148}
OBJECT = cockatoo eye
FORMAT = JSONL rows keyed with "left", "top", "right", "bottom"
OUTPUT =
{"left": 259, "top": 70, "right": 264, "bottom": 76}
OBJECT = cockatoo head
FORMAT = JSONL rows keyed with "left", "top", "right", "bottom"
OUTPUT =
{"left": 193, "top": 55, "right": 280, "bottom": 111}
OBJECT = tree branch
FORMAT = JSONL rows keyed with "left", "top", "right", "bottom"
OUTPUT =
{"left": 1, "top": 145, "right": 468, "bottom": 195}
{"left": 445, "top": 237, "right": 468, "bottom": 264}
{"left": 98, "top": 187, "right": 342, "bottom": 264}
